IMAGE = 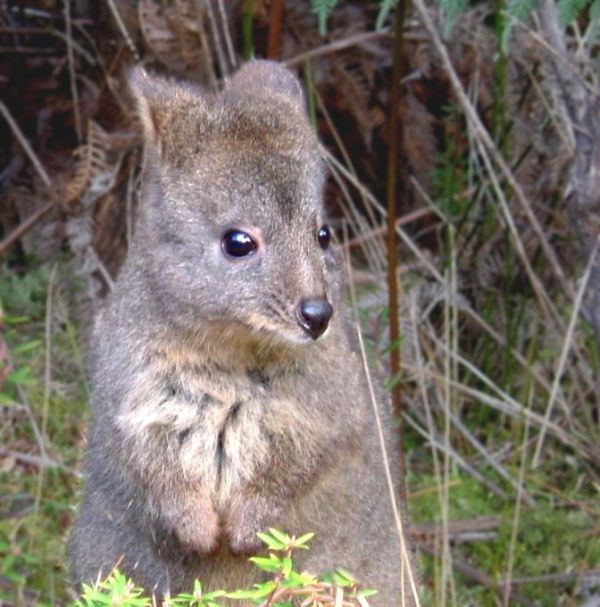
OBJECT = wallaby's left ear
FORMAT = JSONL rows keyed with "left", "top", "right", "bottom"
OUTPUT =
{"left": 224, "top": 60, "right": 305, "bottom": 108}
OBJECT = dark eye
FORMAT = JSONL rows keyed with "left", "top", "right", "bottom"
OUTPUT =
{"left": 222, "top": 230, "right": 257, "bottom": 258}
{"left": 317, "top": 225, "right": 331, "bottom": 250}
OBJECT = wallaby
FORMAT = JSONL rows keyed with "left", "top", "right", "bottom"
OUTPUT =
{"left": 68, "top": 60, "right": 419, "bottom": 605}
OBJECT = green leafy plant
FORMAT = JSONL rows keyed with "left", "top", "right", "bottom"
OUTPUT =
{"left": 311, "top": 0, "right": 340, "bottom": 35}
{"left": 310, "top": 0, "right": 407, "bottom": 34}
{"left": 0, "top": 300, "right": 41, "bottom": 403}
{"left": 73, "top": 529, "right": 377, "bottom": 607}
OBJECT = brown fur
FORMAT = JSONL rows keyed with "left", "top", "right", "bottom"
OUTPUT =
{"left": 68, "top": 61, "right": 418, "bottom": 604}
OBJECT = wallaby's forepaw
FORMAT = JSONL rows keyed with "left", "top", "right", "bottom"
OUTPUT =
{"left": 164, "top": 493, "right": 220, "bottom": 554}
{"left": 226, "top": 493, "right": 273, "bottom": 555}
{"left": 176, "top": 509, "right": 220, "bottom": 554}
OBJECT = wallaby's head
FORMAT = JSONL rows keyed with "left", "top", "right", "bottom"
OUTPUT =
{"left": 130, "top": 61, "right": 340, "bottom": 345}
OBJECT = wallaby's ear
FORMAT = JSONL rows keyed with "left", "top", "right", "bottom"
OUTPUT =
{"left": 129, "top": 66, "right": 206, "bottom": 149}
{"left": 129, "top": 67, "right": 168, "bottom": 146}
{"left": 224, "top": 60, "right": 304, "bottom": 107}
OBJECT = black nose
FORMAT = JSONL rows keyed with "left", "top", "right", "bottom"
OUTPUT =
{"left": 296, "top": 298, "right": 333, "bottom": 340}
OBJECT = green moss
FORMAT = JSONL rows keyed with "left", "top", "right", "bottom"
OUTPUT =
{"left": 408, "top": 471, "right": 598, "bottom": 604}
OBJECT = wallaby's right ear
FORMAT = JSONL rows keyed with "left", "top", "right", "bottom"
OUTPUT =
{"left": 129, "top": 67, "right": 169, "bottom": 146}
{"left": 129, "top": 67, "right": 206, "bottom": 150}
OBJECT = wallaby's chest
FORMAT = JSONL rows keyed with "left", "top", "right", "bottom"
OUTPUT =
{"left": 169, "top": 363, "right": 287, "bottom": 508}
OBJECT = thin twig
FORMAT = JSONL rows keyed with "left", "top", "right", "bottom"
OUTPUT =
{"left": 404, "top": 408, "right": 509, "bottom": 500}
{"left": 508, "top": 569, "right": 600, "bottom": 586}
{"left": 285, "top": 30, "right": 392, "bottom": 67}
{"left": 0, "top": 448, "right": 62, "bottom": 471}
{"left": 324, "top": 151, "right": 443, "bottom": 281}
{"left": 414, "top": 515, "right": 501, "bottom": 539}
{"left": 327, "top": 157, "right": 387, "bottom": 271}
{"left": 342, "top": 208, "right": 434, "bottom": 250}
{"left": 267, "top": 0, "right": 284, "bottom": 59}
{"left": 386, "top": 1, "right": 407, "bottom": 417}
{"left": 461, "top": 307, "right": 573, "bottom": 417}
{"left": 502, "top": 384, "right": 532, "bottom": 606}
{"left": 41, "top": 263, "right": 58, "bottom": 447}
{"left": 191, "top": 0, "right": 217, "bottom": 90}
{"left": 472, "top": 89, "right": 563, "bottom": 328}
{"left": 0, "top": 100, "right": 51, "bottom": 186}
{"left": 408, "top": 298, "right": 447, "bottom": 605}
{"left": 0, "top": 202, "right": 54, "bottom": 259}
{"left": 443, "top": 405, "right": 534, "bottom": 505}
{"left": 442, "top": 233, "right": 457, "bottom": 604}
{"left": 316, "top": 92, "right": 386, "bottom": 267}
{"left": 104, "top": 0, "right": 140, "bottom": 60}
{"left": 204, "top": 0, "right": 228, "bottom": 77}
{"left": 416, "top": 542, "right": 537, "bottom": 607}
{"left": 2, "top": 336, "right": 50, "bottom": 460}
{"left": 525, "top": 8, "right": 599, "bottom": 97}
{"left": 64, "top": 0, "right": 82, "bottom": 142}
{"left": 87, "top": 246, "right": 115, "bottom": 291}
{"left": 217, "top": 0, "right": 236, "bottom": 70}
{"left": 403, "top": 361, "right": 581, "bottom": 453}
{"left": 0, "top": 26, "right": 95, "bottom": 64}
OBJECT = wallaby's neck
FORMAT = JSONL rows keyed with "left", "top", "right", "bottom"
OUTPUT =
{"left": 137, "top": 310, "right": 312, "bottom": 374}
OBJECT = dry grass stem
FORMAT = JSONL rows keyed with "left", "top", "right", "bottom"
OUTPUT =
{"left": 0, "top": 100, "right": 51, "bottom": 187}
{"left": 411, "top": 0, "right": 573, "bottom": 299}
{"left": 531, "top": 236, "right": 600, "bottom": 468}
{"left": 104, "top": 0, "right": 139, "bottom": 59}
{"left": 345, "top": 250, "right": 421, "bottom": 607}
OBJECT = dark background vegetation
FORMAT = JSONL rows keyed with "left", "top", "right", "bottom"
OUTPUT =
{"left": 0, "top": 0, "right": 598, "bottom": 605}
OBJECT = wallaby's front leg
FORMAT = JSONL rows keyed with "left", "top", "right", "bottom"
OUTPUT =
{"left": 226, "top": 490, "right": 282, "bottom": 554}
{"left": 154, "top": 483, "right": 220, "bottom": 553}
{"left": 116, "top": 409, "right": 221, "bottom": 554}
{"left": 225, "top": 433, "right": 324, "bottom": 555}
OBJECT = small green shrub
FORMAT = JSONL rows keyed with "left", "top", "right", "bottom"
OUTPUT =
{"left": 73, "top": 529, "right": 377, "bottom": 607}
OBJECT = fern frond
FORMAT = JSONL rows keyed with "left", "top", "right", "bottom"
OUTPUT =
{"left": 376, "top": 0, "right": 399, "bottom": 30}
{"left": 440, "top": 0, "right": 469, "bottom": 37}
{"left": 311, "top": 0, "right": 340, "bottom": 35}
{"left": 558, "top": 0, "right": 591, "bottom": 24}
{"left": 65, "top": 121, "right": 112, "bottom": 207}
{"left": 501, "top": 0, "right": 536, "bottom": 50}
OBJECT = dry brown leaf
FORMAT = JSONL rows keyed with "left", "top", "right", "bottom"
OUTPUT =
{"left": 63, "top": 120, "right": 113, "bottom": 208}
{"left": 139, "top": 0, "right": 215, "bottom": 84}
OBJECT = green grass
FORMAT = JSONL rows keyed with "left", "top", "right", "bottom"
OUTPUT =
{"left": 0, "top": 263, "right": 86, "bottom": 606}
{"left": 407, "top": 459, "right": 599, "bottom": 605}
